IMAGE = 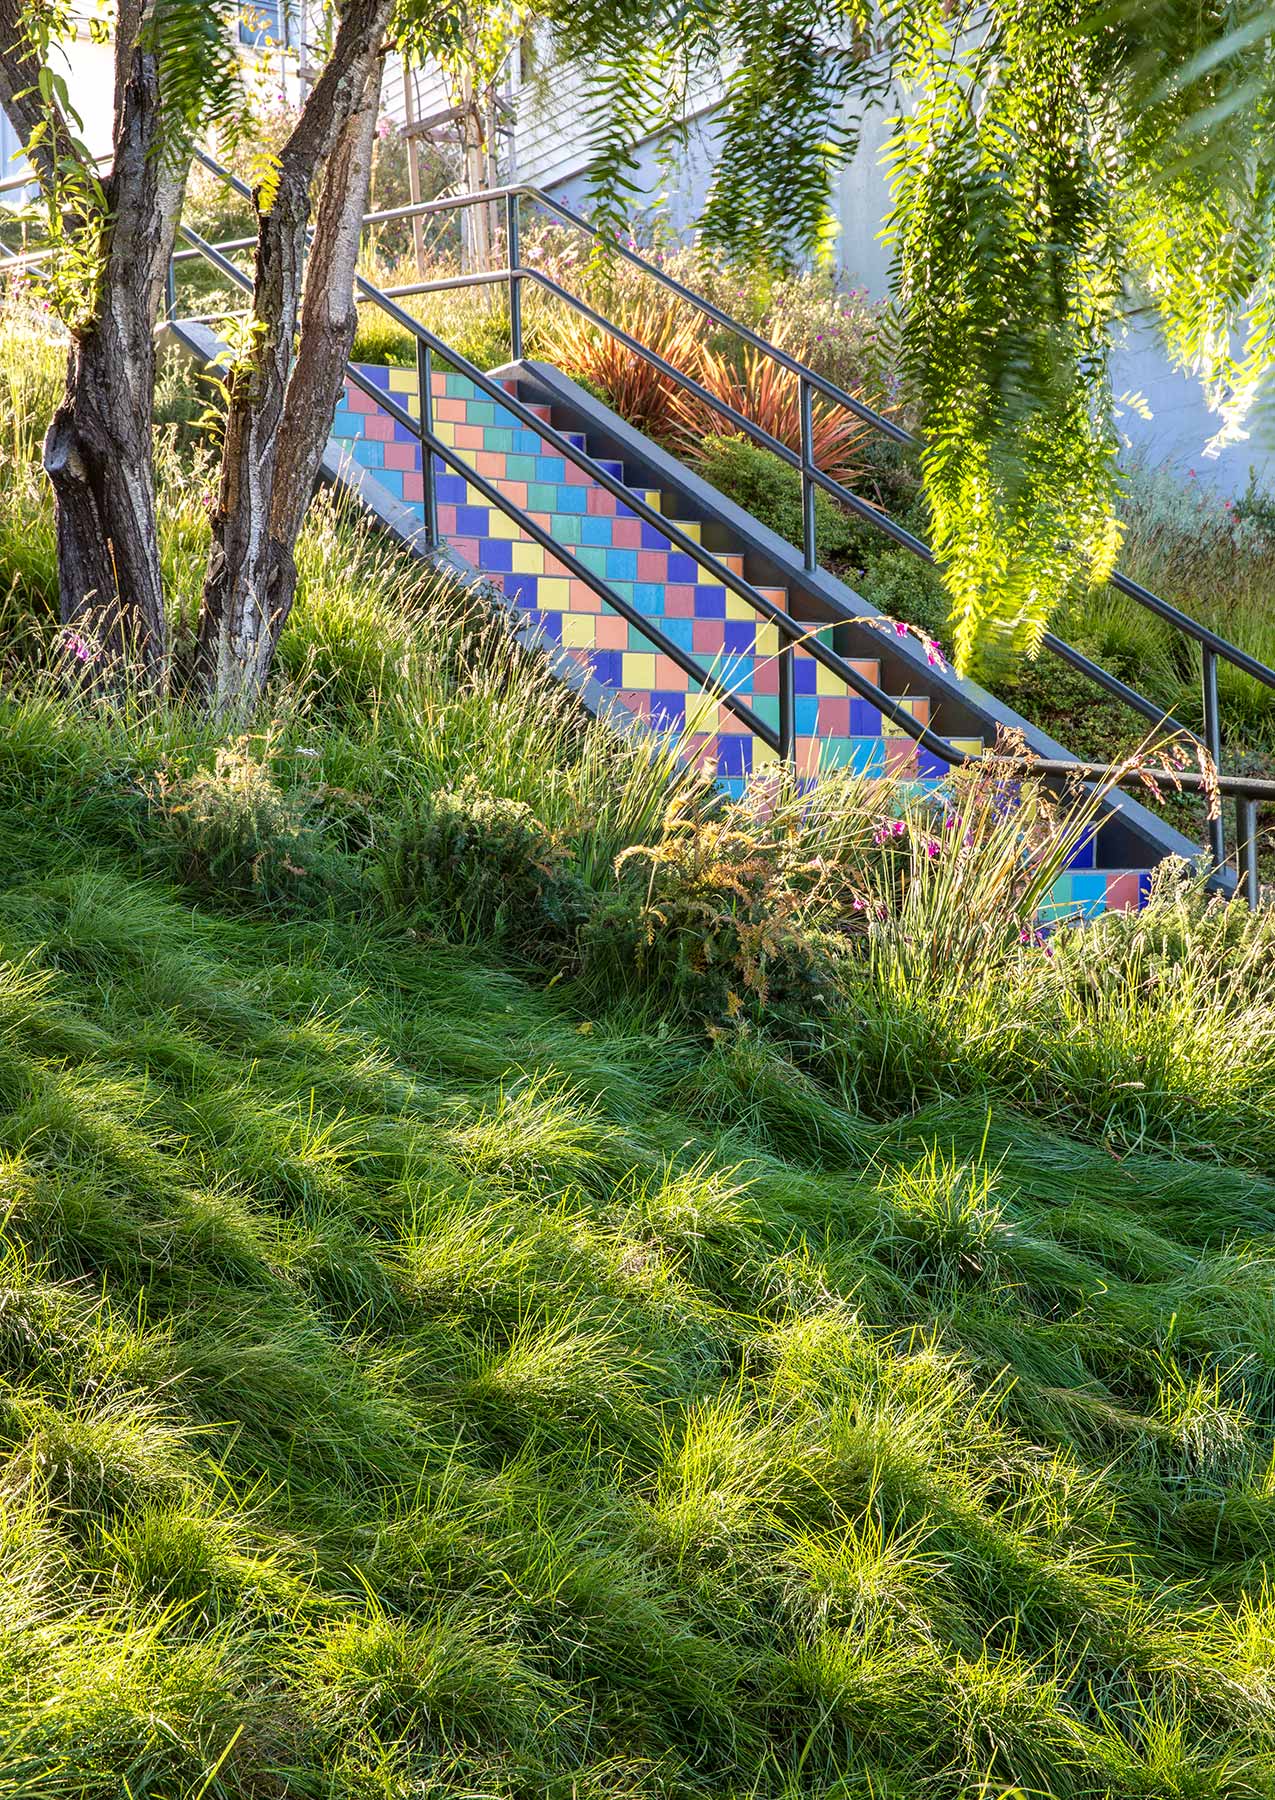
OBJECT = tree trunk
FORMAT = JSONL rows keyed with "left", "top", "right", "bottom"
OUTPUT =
{"left": 0, "top": 0, "right": 183, "bottom": 688}
{"left": 195, "top": 0, "right": 393, "bottom": 720}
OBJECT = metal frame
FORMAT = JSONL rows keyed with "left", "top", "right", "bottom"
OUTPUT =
{"left": 169, "top": 151, "right": 1270, "bottom": 901}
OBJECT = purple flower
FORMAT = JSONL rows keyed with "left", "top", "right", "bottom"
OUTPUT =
{"left": 63, "top": 630, "right": 93, "bottom": 663}
{"left": 893, "top": 621, "right": 909, "bottom": 637}
{"left": 925, "top": 839, "right": 940, "bottom": 857}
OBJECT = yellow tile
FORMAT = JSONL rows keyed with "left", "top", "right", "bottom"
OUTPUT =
{"left": 756, "top": 624, "right": 779, "bottom": 656}
{"left": 432, "top": 420, "right": 456, "bottom": 446}
{"left": 538, "top": 579, "right": 571, "bottom": 610}
{"left": 816, "top": 657, "right": 846, "bottom": 695}
{"left": 623, "top": 653, "right": 656, "bottom": 688}
{"left": 670, "top": 518, "right": 701, "bottom": 542}
{"left": 725, "top": 592, "right": 755, "bottom": 622}
{"left": 464, "top": 483, "right": 485, "bottom": 509}
{"left": 686, "top": 697, "right": 719, "bottom": 733}
{"left": 388, "top": 367, "right": 418, "bottom": 394}
{"left": 642, "top": 490, "right": 662, "bottom": 513}
{"left": 511, "top": 542, "right": 544, "bottom": 574}
{"left": 488, "top": 510, "right": 520, "bottom": 539}
{"left": 753, "top": 740, "right": 778, "bottom": 766}
{"left": 561, "top": 614, "right": 596, "bottom": 648}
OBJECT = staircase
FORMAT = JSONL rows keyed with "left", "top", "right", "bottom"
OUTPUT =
{"left": 324, "top": 357, "right": 1174, "bottom": 920}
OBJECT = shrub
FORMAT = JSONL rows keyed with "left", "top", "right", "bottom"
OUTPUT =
{"left": 691, "top": 434, "right": 873, "bottom": 568}
{"left": 380, "top": 785, "right": 590, "bottom": 957}
{"left": 140, "top": 740, "right": 342, "bottom": 911}
{"left": 539, "top": 290, "right": 705, "bottom": 443}
{"left": 580, "top": 790, "right": 841, "bottom": 1036}
{"left": 671, "top": 333, "right": 869, "bottom": 488}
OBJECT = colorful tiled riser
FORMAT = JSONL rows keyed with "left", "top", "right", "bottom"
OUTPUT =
{"left": 329, "top": 363, "right": 1154, "bottom": 916}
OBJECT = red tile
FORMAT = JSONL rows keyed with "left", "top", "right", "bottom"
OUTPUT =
{"left": 883, "top": 738, "right": 918, "bottom": 776}
{"left": 1106, "top": 872, "right": 1140, "bottom": 911}
{"left": 434, "top": 397, "right": 467, "bottom": 422}
{"left": 637, "top": 551, "right": 669, "bottom": 583}
{"left": 364, "top": 414, "right": 393, "bottom": 441}
{"left": 569, "top": 581, "right": 602, "bottom": 614}
{"left": 594, "top": 615, "right": 629, "bottom": 650}
{"left": 474, "top": 451, "right": 506, "bottom": 477}
{"left": 611, "top": 518, "right": 642, "bottom": 549}
{"left": 654, "top": 654, "right": 688, "bottom": 690}
{"left": 817, "top": 696, "right": 851, "bottom": 736}
{"left": 664, "top": 586, "right": 696, "bottom": 616}
{"left": 619, "top": 689, "right": 651, "bottom": 719}
{"left": 455, "top": 423, "right": 484, "bottom": 449}
{"left": 587, "top": 487, "right": 618, "bottom": 516}
{"left": 436, "top": 503, "right": 457, "bottom": 534}
{"left": 403, "top": 472, "right": 424, "bottom": 503}
{"left": 753, "top": 660, "right": 779, "bottom": 695}
{"left": 693, "top": 619, "right": 726, "bottom": 654}
{"left": 384, "top": 441, "right": 416, "bottom": 471}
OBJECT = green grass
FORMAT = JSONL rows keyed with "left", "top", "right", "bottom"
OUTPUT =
{"left": 6, "top": 292, "right": 1275, "bottom": 1797}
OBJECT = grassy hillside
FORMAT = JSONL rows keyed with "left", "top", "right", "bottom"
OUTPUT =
{"left": 3, "top": 295, "right": 1275, "bottom": 1798}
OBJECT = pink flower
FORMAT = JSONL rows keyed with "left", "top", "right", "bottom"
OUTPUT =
{"left": 62, "top": 630, "right": 93, "bottom": 663}
{"left": 893, "top": 621, "right": 909, "bottom": 637}
{"left": 925, "top": 839, "right": 940, "bottom": 857}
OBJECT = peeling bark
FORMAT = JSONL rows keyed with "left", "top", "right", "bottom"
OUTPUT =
{"left": 196, "top": 0, "right": 393, "bottom": 720}
{"left": 0, "top": 0, "right": 184, "bottom": 687}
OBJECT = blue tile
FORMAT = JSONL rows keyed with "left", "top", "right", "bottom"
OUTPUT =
{"left": 580, "top": 516, "right": 614, "bottom": 546}
{"left": 724, "top": 621, "right": 755, "bottom": 654}
{"left": 361, "top": 364, "right": 391, "bottom": 388}
{"left": 437, "top": 473, "right": 468, "bottom": 504}
{"left": 794, "top": 658, "right": 817, "bottom": 695}
{"left": 556, "top": 486, "right": 588, "bottom": 514}
{"left": 850, "top": 699, "right": 884, "bottom": 736}
{"left": 668, "top": 553, "right": 699, "bottom": 584}
{"left": 351, "top": 440, "right": 384, "bottom": 468}
{"left": 597, "top": 458, "right": 625, "bottom": 477}
{"left": 376, "top": 469, "right": 404, "bottom": 500}
{"left": 660, "top": 618, "right": 694, "bottom": 650}
{"left": 693, "top": 586, "right": 726, "bottom": 618}
{"left": 716, "top": 736, "right": 753, "bottom": 777}
{"left": 1065, "top": 833, "right": 1097, "bottom": 870}
{"left": 456, "top": 505, "right": 489, "bottom": 537}
{"left": 331, "top": 409, "right": 357, "bottom": 436}
{"left": 641, "top": 522, "right": 671, "bottom": 550}
{"left": 795, "top": 697, "right": 819, "bottom": 735}
{"left": 590, "top": 650, "right": 623, "bottom": 686}
{"left": 535, "top": 456, "right": 567, "bottom": 482}
{"left": 650, "top": 692, "right": 687, "bottom": 728}
{"left": 479, "top": 539, "right": 513, "bottom": 572}
{"left": 505, "top": 574, "right": 538, "bottom": 606}
{"left": 605, "top": 548, "right": 639, "bottom": 582}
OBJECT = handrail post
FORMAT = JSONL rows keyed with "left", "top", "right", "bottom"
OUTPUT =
{"left": 416, "top": 336, "right": 438, "bottom": 546}
{"left": 1202, "top": 646, "right": 1225, "bottom": 867}
{"left": 165, "top": 253, "right": 176, "bottom": 322}
{"left": 799, "top": 374, "right": 817, "bottom": 572}
{"left": 1237, "top": 796, "right": 1260, "bottom": 907}
{"left": 777, "top": 638, "right": 796, "bottom": 764}
{"left": 506, "top": 190, "right": 523, "bottom": 362}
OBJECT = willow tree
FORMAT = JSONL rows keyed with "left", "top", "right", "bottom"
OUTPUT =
{"left": 543, "top": 0, "right": 1275, "bottom": 674}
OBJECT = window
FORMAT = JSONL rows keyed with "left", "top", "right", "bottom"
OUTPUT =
{"left": 238, "top": 1, "right": 292, "bottom": 46}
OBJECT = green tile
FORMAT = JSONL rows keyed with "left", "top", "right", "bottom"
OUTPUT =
{"left": 527, "top": 482, "right": 558, "bottom": 511}
{"left": 505, "top": 455, "right": 537, "bottom": 482}
{"left": 484, "top": 428, "right": 515, "bottom": 454}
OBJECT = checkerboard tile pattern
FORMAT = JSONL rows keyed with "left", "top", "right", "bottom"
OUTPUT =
{"left": 327, "top": 361, "right": 1152, "bottom": 918}
{"left": 329, "top": 363, "right": 982, "bottom": 798}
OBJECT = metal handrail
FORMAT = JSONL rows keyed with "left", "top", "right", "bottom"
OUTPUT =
{"left": 172, "top": 150, "right": 1269, "bottom": 904}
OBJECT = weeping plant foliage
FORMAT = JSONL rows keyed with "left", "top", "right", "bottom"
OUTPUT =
{"left": 542, "top": 0, "right": 1275, "bottom": 676}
